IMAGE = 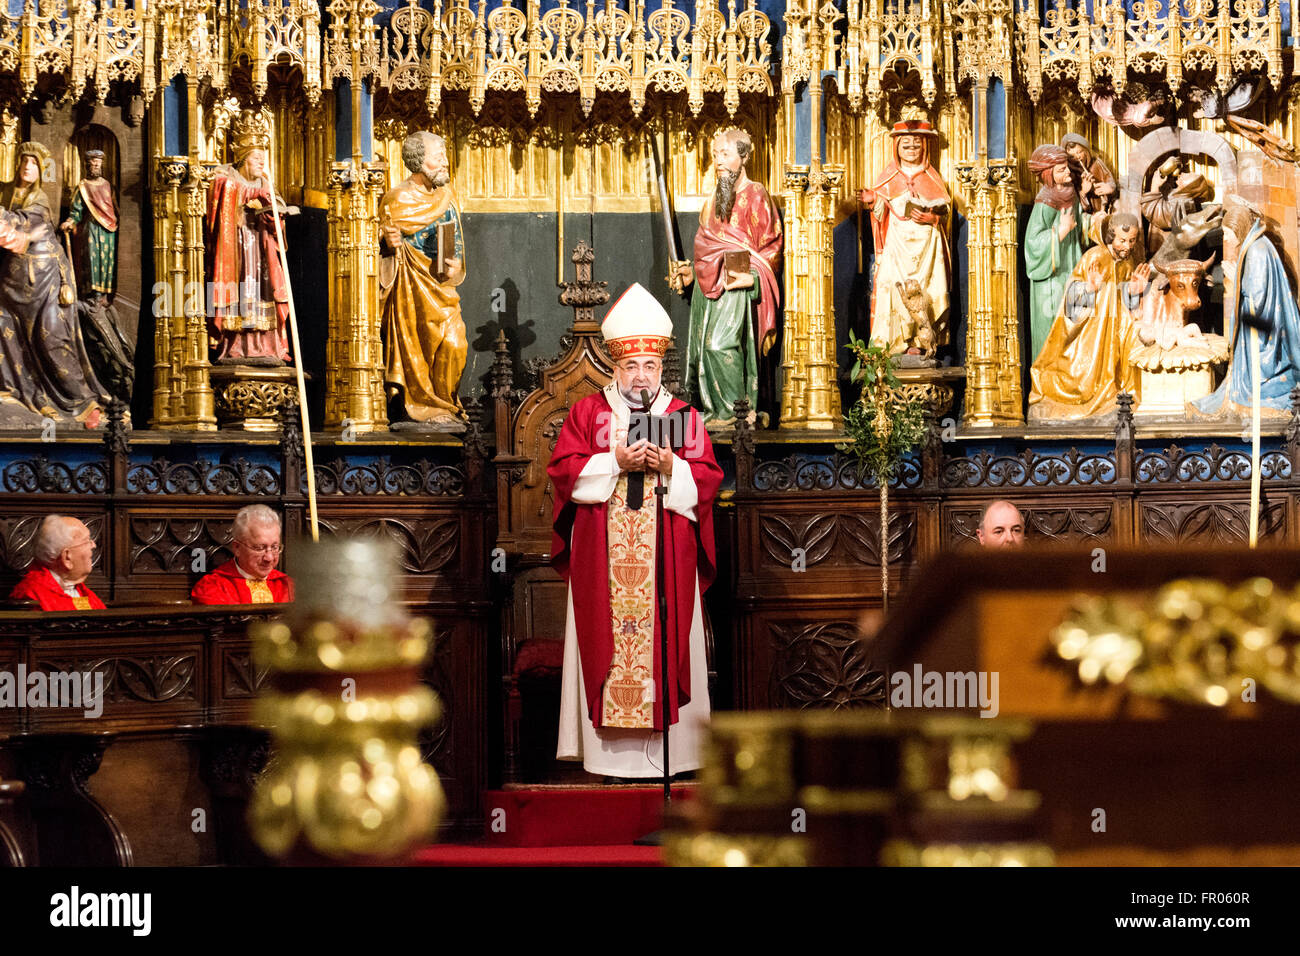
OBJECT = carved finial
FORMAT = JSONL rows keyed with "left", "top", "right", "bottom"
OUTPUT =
{"left": 103, "top": 399, "right": 130, "bottom": 458}
{"left": 1115, "top": 391, "right": 1134, "bottom": 443}
{"left": 281, "top": 406, "right": 304, "bottom": 473}
{"left": 491, "top": 330, "right": 514, "bottom": 399}
{"left": 731, "top": 397, "right": 755, "bottom": 456}
{"left": 463, "top": 395, "right": 491, "bottom": 463}
{"left": 663, "top": 340, "right": 686, "bottom": 401}
{"left": 558, "top": 240, "right": 610, "bottom": 323}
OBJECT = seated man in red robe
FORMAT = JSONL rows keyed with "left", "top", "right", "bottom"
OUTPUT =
{"left": 9, "top": 515, "right": 105, "bottom": 610}
{"left": 547, "top": 283, "right": 724, "bottom": 778}
{"left": 191, "top": 504, "right": 294, "bottom": 605}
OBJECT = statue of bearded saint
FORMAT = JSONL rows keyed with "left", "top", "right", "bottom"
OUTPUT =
{"left": 670, "top": 128, "right": 783, "bottom": 428}
{"left": 378, "top": 130, "right": 468, "bottom": 429}
{"left": 1029, "top": 212, "right": 1152, "bottom": 422}
{"left": 205, "top": 114, "right": 299, "bottom": 366}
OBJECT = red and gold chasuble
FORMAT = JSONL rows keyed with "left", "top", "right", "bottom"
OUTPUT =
{"left": 549, "top": 389, "right": 724, "bottom": 732}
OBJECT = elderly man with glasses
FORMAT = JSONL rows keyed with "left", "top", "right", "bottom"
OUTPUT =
{"left": 191, "top": 504, "right": 294, "bottom": 605}
{"left": 9, "top": 514, "right": 105, "bottom": 610}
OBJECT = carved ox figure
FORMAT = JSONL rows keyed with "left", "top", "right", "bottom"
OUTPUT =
{"left": 1151, "top": 203, "right": 1223, "bottom": 270}
{"left": 1136, "top": 257, "right": 1215, "bottom": 350}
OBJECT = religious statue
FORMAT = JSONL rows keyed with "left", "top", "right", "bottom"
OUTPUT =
{"left": 61, "top": 148, "right": 132, "bottom": 405}
{"left": 858, "top": 119, "right": 951, "bottom": 361}
{"left": 671, "top": 127, "right": 783, "bottom": 428}
{"left": 0, "top": 141, "right": 107, "bottom": 428}
{"left": 1191, "top": 201, "right": 1300, "bottom": 420}
{"left": 1025, "top": 144, "right": 1088, "bottom": 362}
{"left": 61, "top": 149, "right": 117, "bottom": 306}
{"left": 1061, "top": 133, "right": 1116, "bottom": 216}
{"left": 1029, "top": 212, "right": 1151, "bottom": 422}
{"left": 206, "top": 110, "right": 296, "bottom": 366}
{"left": 379, "top": 130, "right": 468, "bottom": 429}
{"left": 1140, "top": 157, "right": 1216, "bottom": 259}
{"left": 1126, "top": 256, "right": 1229, "bottom": 418}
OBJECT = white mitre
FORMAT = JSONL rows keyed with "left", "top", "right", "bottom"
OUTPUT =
{"left": 601, "top": 283, "right": 673, "bottom": 360}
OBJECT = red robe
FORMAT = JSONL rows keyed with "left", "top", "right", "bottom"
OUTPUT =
{"left": 9, "top": 567, "right": 105, "bottom": 610}
{"left": 205, "top": 164, "right": 291, "bottom": 361}
{"left": 548, "top": 390, "right": 723, "bottom": 731}
{"left": 77, "top": 178, "right": 118, "bottom": 232}
{"left": 693, "top": 179, "right": 784, "bottom": 354}
{"left": 191, "top": 559, "right": 294, "bottom": 605}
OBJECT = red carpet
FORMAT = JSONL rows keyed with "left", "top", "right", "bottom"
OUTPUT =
{"left": 412, "top": 844, "right": 663, "bottom": 866}
{"left": 484, "top": 785, "right": 694, "bottom": 847}
{"left": 412, "top": 786, "right": 692, "bottom": 866}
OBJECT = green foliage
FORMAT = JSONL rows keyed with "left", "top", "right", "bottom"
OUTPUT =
{"left": 838, "top": 331, "right": 930, "bottom": 485}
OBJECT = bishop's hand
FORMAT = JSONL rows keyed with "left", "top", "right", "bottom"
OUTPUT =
{"left": 645, "top": 443, "right": 674, "bottom": 477}
{"left": 615, "top": 440, "right": 649, "bottom": 472}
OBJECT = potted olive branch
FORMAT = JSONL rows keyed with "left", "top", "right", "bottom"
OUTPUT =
{"left": 837, "top": 331, "right": 930, "bottom": 611}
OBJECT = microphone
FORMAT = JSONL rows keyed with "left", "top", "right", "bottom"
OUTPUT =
{"left": 625, "top": 388, "right": 654, "bottom": 511}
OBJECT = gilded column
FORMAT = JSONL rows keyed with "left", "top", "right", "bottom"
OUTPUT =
{"left": 958, "top": 158, "right": 1021, "bottom": 427}
{"left": 325, "top": 161, "right": 389, "bottom": 432}
{"left": 778, "top": 167, "right": 809, "bottom": 423}
{"left": 152, "top": 160, "right": 187, "bottom": 427}
{"left": 777, "top": 0, "right": 843, "bottom": 430}
{"left": 151, "top": 159, "right": 216, "bottom": 430}
{"left": 990, "top": 159, "right": 1022, "bottom": 422}
{"left": 780, "top": 164, "right": 844, "bottom": 429}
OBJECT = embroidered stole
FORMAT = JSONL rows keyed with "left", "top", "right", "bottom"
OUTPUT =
{"left": 601, "top": 471, "right": 658, "bottom": 728}
{"left": 247, "top": 579, "right": 274, "bottom": 603}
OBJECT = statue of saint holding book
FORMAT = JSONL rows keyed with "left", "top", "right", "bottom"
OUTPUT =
{"left": 670, "top": 127, "right": 783, "bottom": 429}
{"left": 858, "top": 119, "right": 952, "bottom": 363}
{"left": 379, "top": 130, "right": 467, "bottom": 430}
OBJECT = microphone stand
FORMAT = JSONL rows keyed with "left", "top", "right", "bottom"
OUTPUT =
{"left": 654, "top": 442, "right": 672, "bottom": 808}
{"left": 642, "top": 388, "right": 672, "bottom": 809}
{"left": 632, "top": 388, "right": 673, "bottom": 848}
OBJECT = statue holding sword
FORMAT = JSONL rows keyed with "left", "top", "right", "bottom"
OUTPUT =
{"left": 666, "top": 127, "right": 783, "bottom": 429}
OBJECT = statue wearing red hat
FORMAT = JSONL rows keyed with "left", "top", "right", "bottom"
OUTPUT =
{"left": 547, "top": 284, "right": 724, "bottom": 778}
{"left": 858, "top": 119, "right": 951, "bottom": 359}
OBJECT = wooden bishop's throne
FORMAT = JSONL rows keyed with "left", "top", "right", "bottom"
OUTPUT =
{"left": 490, "top": 241, "right": 612, "bottom": 782}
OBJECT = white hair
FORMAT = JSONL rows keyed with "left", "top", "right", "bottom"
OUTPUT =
{"left": 232, "top": 504, "right": 281, "bottom": 542}
{"left": 35, "top": 514, "right": 85, "bottom": 567}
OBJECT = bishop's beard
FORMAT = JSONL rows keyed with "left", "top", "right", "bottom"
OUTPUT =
{"left": 430, "top": 170, "right": 450, "bottom": 189}
{"left": 714, "top": 170, "right": 738, "bottom": 223}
